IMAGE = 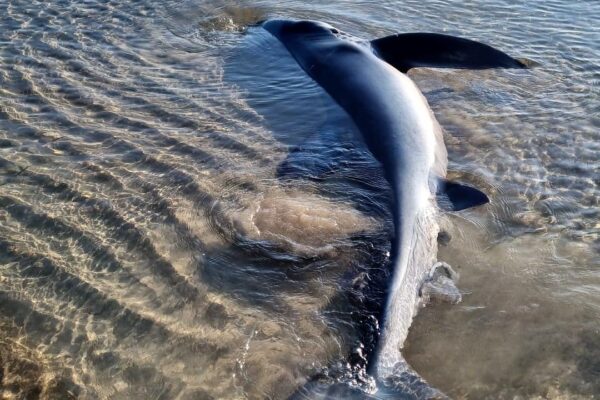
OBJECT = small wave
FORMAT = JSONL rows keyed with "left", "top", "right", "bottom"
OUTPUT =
{"left": 160, "top": 1, "right": 268, "bottom": 48}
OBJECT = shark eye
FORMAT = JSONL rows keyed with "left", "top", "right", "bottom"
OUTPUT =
{"left": 330, "top": 28, "right": 339, "bottom": 34}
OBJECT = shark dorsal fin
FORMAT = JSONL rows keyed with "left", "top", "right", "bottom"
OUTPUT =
{"left": 436, "top": 179, "right": 489, "bottom": 211}
{"left": 371, "top": 33, "right": 528, "bottom": 73}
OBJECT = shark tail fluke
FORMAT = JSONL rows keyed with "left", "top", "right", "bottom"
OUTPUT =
{"left": 371, "top": 32, "right": 529, "bottom": 73}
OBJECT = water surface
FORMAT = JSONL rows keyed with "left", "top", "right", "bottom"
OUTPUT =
{"left": 0, "top": 0, "right": 598, "bottom": 399}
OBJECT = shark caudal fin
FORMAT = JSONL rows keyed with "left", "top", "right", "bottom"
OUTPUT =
{"left": 371, "top": 32, "right": 528, "bottom": 73}
{"left": 288, "top": 361, "right": 448, "bottom": 400}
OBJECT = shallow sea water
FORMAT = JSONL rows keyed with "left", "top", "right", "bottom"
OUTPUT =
{"left": 0, "top": 0, "right": 598, "bottom": 399}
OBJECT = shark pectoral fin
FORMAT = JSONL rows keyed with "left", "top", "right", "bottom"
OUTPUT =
{"left": 371, "top": 33, "right": 528, "bottom": 73}
{"left": 436, "top": 179, "right": 489, "bottom": 211}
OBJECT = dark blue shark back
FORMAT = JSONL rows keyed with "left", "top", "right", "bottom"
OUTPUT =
{"left": 264, "top": 20, "right": 430, "bottom": 178}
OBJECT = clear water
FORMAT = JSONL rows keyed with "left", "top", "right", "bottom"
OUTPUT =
{"left": 0, "top": 0, "right": 598, "bottom": 399}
